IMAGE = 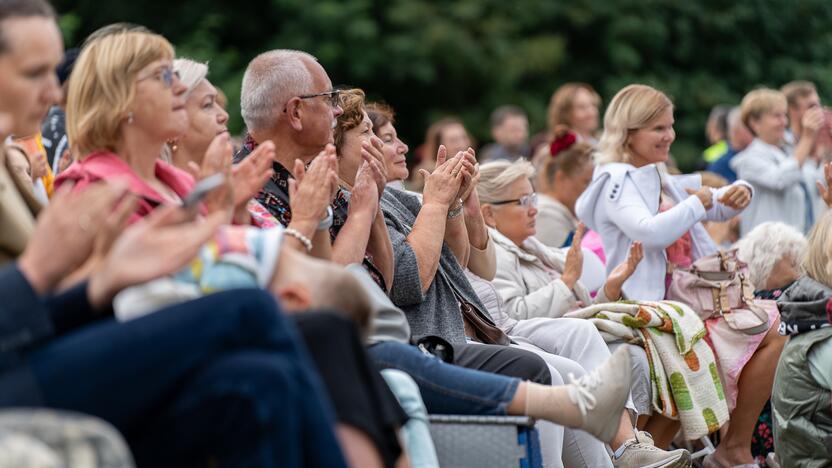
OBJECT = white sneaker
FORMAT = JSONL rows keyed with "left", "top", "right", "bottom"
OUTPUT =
{"left": 612, "top": 431, "right": 691, "bottom": 468}
{"left": 567, "top": 346, "right": 632, "bottom": 444}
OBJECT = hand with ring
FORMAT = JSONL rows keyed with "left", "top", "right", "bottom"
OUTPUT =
{"left": 420, "top": 145, "right": 467, "bottom": 209}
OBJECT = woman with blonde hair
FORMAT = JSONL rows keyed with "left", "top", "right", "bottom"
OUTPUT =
{"left": 577, "top": 84, "right": 784, "bottom": 466}
{"left": 56, "top": 29, "right": 272, "bottom": 225}
{"left": 730, "top": 88, "right": 824, "bottom": 236}
{"left": 771, "top": 211, "right": 832, "bottom": 467}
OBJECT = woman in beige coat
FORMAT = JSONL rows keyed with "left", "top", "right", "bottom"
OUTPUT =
{"left": 473, "top": 159, "right": 694, "bottom": 468}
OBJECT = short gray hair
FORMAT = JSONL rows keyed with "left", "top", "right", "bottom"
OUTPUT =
{"left": 476, "top": 159, "right": 535, "bottom": 204}
{"left": 240, "top": 49, "right": 316, "bottom": 132}
{"left": 736, "top": 221, "right": 806, "bottom": 289}
{"left": 174, "top": 58, "right": 208, "bottom": 99}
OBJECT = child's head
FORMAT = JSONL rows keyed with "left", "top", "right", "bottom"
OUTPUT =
{"left": 271, "top": 246, "right": 372, "bottom": 330}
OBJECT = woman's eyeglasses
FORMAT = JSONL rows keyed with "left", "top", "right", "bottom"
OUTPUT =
{"left": 137, "top": 66, "right": 179, "bottom": 88}
{"left": 490, "top": 193, "right": 538, "bottom": 209}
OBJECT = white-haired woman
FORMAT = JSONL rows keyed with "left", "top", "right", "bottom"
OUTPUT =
{"left": 737, "top": 221, "right": 806, "bottom": 297}
{"left": 576, "top": 84, "right": 783, "bottom": 465}
{"left": 734, "top": 221, "right": 805, "bottom": 464}
{"left": 164, "top": 58, "right": 276, "bottom": 226}
{"left": 162, "top": 59, "right": 229, "bottom": 169}
{"left": 472, "top": 158, "right": 691, "bottom": 468}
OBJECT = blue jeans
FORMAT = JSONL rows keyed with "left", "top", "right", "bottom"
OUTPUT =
{"left": 368, "top": 341, "right": 520, "bottom": 415}
{"left": 28, "top": 289, "right": 346, "bottom": 468}
{"left": 381, "top": 369, "right": 440, "bottom": 468}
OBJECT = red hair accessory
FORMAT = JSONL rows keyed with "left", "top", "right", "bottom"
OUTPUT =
{"left": 549, "top": 132, "right": 577, "bottom": 157}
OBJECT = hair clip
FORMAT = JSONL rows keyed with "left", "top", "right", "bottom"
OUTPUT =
{"left": 549, "top": 132, "right": 577, "bottom": 157}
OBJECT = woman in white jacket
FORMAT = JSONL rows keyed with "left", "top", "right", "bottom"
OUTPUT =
{"left": 576, "top": 84, "right": 784, "bottom": 466}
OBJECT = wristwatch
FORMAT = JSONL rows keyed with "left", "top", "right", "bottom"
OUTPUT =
{"left": 317, "top": 206, "right": 334, "bottom": 231}
{"left": 447, "top": 199, "right": 463, "bottom": 219}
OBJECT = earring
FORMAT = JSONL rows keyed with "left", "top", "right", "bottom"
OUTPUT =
{"left": 127, "top": 112, "right": 134, "bottom": 124}
{"left": 167, "top": 139, "right": 179, "bottom": 153}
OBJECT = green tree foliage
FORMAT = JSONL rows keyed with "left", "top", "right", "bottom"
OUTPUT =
{"left": 54, "top": 0, "right": 832, "bottom": 170}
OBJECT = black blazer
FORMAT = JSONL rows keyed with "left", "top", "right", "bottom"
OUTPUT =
{"left": 0, "top": 264, "right": 100, "bottom": 405}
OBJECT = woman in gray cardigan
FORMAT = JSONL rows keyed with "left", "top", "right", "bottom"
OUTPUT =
{"left": 730, "top": 88, "right": 825, "bottom": 235}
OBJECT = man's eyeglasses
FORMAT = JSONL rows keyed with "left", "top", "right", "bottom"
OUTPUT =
{"left": 298, "top": 89, "right": 342, "bottom": 108}
{"left": 137, "top": 66, "right": 179, "bottom": 88}
{"left": 490, "top": 193, "right": 538, "bottom": 209}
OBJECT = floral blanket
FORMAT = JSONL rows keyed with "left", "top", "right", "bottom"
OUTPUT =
{"left": 566, "top": 300, "right": 729, "bottom": 439}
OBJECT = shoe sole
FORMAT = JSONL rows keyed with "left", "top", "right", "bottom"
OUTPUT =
{"left": 629, "top": 450, "right": 691, "bottom": 468}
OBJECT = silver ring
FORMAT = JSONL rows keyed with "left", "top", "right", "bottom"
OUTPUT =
{"left": 78, "top": 214, "right": 92, "bottom": 232}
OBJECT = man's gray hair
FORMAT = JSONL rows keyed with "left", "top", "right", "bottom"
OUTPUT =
{"left": 241, "top": 49, "right": 317, "bottom": 132}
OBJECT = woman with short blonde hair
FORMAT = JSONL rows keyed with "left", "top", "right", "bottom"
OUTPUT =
{"left": 59, "top": 28, "right": 272, "bottom": 226}
{"left": 739, "top": 89, "right": 787, "bottom": 132}
{"left": 731, "top": 87, "right": 822, "bottom": 236}
{"left": 66, "top": 28, "right": 175, "bottom": 158}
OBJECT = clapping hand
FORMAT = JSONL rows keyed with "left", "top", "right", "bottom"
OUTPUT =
{"left": 289, "top": 145, "right": 339, "bottom": 231}
{"left": 421, "top": 145, "right": 467, "bottom": 209}
{"left": 361, "top": 136, "right": 388, "bottom": 199}
{"left": 718, "top": 184, "right": 752, "bottom": 210}
{"left": 232, "top": 140, "right": 275, "bottom": 206}
{"left": 18, "top": 181, "right": 130, "bottom": 295}
{"left": 456, "top": 147, "right": 479, "bottom": 202}
{"left": 802, "top": 107, "right": 826, "bottom": 139}
{"left": 817, "top": 162, "right": 832, "bottom": 208}
{"left": 560, "top": 223, "right": 586, "bottom": 290}
{"left": 603, "top": 242, "right": 644, "bottom": 300}
{"left": 349, "top": 161, "right": 380, "bottom": 218}
{"left": 189, "top": 133, "right": 234, "bottom": 219}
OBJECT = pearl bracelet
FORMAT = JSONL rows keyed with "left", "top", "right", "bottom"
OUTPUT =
{"left": 284, "top": 228, "right": 312, "bottom": 253}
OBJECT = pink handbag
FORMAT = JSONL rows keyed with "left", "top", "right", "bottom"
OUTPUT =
{"left": 666, "top": 249, "right": 770, "bottom": 335}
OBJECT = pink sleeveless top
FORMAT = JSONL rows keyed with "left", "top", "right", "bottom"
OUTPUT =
{"left": 660, "top": 193, "right": 693, "bottom": 269}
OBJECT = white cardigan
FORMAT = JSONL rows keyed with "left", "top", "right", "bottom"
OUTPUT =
{"left": 575, "top": 162, "right": 751, "bottom": 301}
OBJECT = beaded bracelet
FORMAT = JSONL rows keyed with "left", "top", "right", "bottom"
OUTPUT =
{"left": 284, "top": 228, "right": 312, "bottom": 253}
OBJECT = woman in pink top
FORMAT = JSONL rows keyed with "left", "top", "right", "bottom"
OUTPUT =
{"left": 57, "top": 27, "right": 273, "bottom": 225}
